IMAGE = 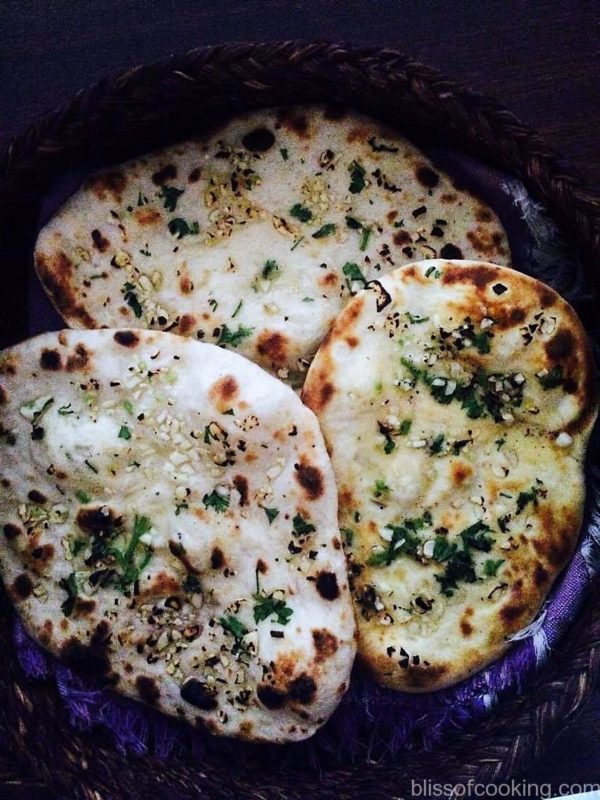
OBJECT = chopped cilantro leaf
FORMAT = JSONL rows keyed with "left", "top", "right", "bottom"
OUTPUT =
{"left": 71, "top": 539, "right": 87, "bottom": 557}
{"left": 158, "top": 185, "right": 184, "bottom": 212}
{"left": 348, "top": 161, "right": 366, "bottom": 193}
{"left": 175, "top": 502, "right": 189, "bottom": 516}
{"left": 280, "top": 147, "right": 289, "bottom": 160}
{"left": 312, "top": 223, "right": 336, "bottom": 239}
{"left": 360, "top": 227, "right": 372, "bottom": 251}
{"left": 432, "top": 536, "right": 457, "bottom": 562}
{"left": 59, "top": 572, "right": 78, "bottom": 616}
{"left": 262, "top": 259, "right": 279, "bottom": 279}
{"left": 123, "top": 400, "right": 134, "bottom": 415}
{"left": 373, "top": 479, "right": 389, "bottom": 498}
{"left": 122, "top": 283, "right": 143, "bottom": 318}
{"left": 516, "top": 487, "right": 538, "bottom": 515}
{"left": 253, "top": 593, "right": 293, "bottom": 625}
{"left": 109, "top": 514, "right": 153, "bottom": 591}
{"left": 203, "top": 490, "right": 229, "bottom": 513}
{"left": 425, "top": 265, "right": 441, "bottom": 278}
{"left": 399, "top": 419, "right": 412, "bottom": 435}
{"left": 264, "top": 507, "right": 279, "bottom": 524}
{"left": 118, "top": 425, "right": 131, "bottom": 440}
{"left": 217, "top": 324, "right": 254, "bottom": 348}
{"left": 58, "top": 403, "right": 74, "bottom": 415}
{"left": 484, "top": 559, "right": 505, "bottom": 577}
{"left": 292, "top": 513, "right": 315, "bottom": 536}
{"left": 460, "top": 521, "right": 493, "bottom": 552}
{"left": 435, "top": 549, "right": 476, "bottom": 596}
{"left": 368, "top": 524, "right": 419, "bottom": 567}
{"left": 219, "top": 614, "right": 248, "bottom": 641}
{"left": 168, "top": 217, "right": 199, "bottom": 238}
{"left": 342, "top": 261, "right": 367, "bottom": 290}
{"left": 345, "top": 216, "right": 362, "bottom": 230}
{"left": 495, "top": 438, "right": 506, "bottom": 450}
{"left": 289, "top": 203, "right": 313, "bottom": 222}
{"left": 429, "top": 433, "right": 445, "bottom": 454}
{"left": 76, "top": 490, "right": 91, "bottom": 504}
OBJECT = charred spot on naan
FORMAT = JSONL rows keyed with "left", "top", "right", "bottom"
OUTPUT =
{"left": 209, "top": 375, "right": 239, "bottom": 412}
{"left": 86, "top": 170, "right": 127, "bottom": 202}
{"left": 113, "top": 330, "right": 140, "bottom": 348}
{"left": 256, "top": 330, "right": 289, "bottom": 367}
{"left": 294, "top": 459, "right": 324, "bottom": 501}
{"left": 35, "top": 251, "right": 96, "bottom": 328}
{"left": 312, "top": 629, "right": 339, "bottom": 662}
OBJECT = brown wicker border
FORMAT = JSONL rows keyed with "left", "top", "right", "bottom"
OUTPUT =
{"left": 1, "top": 41, "right": 600, "bottom": 800}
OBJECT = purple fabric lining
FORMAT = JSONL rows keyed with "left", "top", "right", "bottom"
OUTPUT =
{"left": 13, "top": 141, "right": 600, "bottom": 763}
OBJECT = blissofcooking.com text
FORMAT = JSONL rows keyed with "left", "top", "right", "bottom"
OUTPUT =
{"left": 395, "top": 780, "right": 600, "bottom": 798}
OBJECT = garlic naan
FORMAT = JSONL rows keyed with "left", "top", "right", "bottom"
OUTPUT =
{"left": 303, "top": 260, "right": 596, "bottom": 691}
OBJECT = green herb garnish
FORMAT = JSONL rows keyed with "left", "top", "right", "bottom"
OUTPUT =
{"left": 289, "top": 203, "right": 313, "bottom": 222}
{"left": 342, "top": 261, "right": 367, "bottom": 290}
{"left": 110, "top": 515, "right": 153, "bottom": 590}
{"left": 264, "top": 507, "right": 279, "bottom": 524}
{"left": 158, "top": 185, "right": 184, "bottom": 212}
{"left": 122, "top": 282, "right": 143, "bottom": 318}
{"left": 253, "top": 593, "right": 293, "bottom": 625}
{"left": 118, "top": 425, "right": 131, "bottom": 440}
{"left": 168, "top": 217, "right": 200, "bottom": 238}
{"left": 59, "top": 572, "right": 78, "bottom": 617}
{"left": 232, "top": 299, "right": 243, "bottom": 318}
{"left": 373, "top": 479, "right": 389, "bottom": 498}
{"left": 360, "top": 227, "right": 372, "bottom": 251}
{"left": 348, "top": 160, "right": 366, "bottom": 194}
{"left": 484, "top": 559, "right": 505, "bottom": 577}
{"left": 429, "top": 433, "right": 445, "bottom": 454}
{"left": 219, "top": 614, "right": 248, "bottom": 642}
{"left": 217, "top": 324, "right": 254, "bottom": 348}
{"left": 293, "top": 513, "right": 315, "bottom": 536}
{"left": 460, "top": 521, "right": 493, "bottom": 552}
{"left": 262, "top": 259, "right": 280, "bottom": 279}
{"left": 472, "top": 331, "right": 492, "bottom": 354}
{"left": 75, "top": 490, "right": 91, "bottom": 504}
{"left": 280, "top": 147, "right": 289, "bottom": 160}
{"left": 516, "top": 486, "right": 539, "bottom": 515}
{"left": 175, "top": 503, "right": 189, "bottom": 516}
{"left": 203, "top": 490, "right": 229, "bottom": 513}
{"left": 345, "top": 216, "right": 362, "bottom": 230}
{"left": 312, "top": 223, "right": 336, "bottom": 239}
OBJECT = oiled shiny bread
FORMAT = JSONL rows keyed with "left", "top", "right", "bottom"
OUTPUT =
{"left": 302, "top": 259, "right": 597, "bottom": 692}
{"left": 0, "top": 329, "right": 356, "bottom": 741}
{"left": 35, "top": 106, "right": 509, "bottom": 387}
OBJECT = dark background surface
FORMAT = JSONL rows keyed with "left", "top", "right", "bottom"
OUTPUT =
{"left": 1, "top": 0, "right": 600, "bottom": 796}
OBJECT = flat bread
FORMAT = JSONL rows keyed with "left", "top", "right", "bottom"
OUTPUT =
{"left": 302, "top": 259, "right": 597, "bottom": 692}
{"left": 35, "top": 106, "right": 510, "bottom": 387}
{"left": 0, "top": 329, "right": 355, "bottom": 741}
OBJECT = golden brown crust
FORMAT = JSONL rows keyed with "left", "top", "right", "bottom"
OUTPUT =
{"left": 304, "top": 259, "right": 597, "bottom": 692}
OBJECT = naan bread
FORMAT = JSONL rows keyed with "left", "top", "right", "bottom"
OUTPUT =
{"left": 35, "top": 106, "right": 510, "bottom": 387}
{"left": 0, "top": 329, "right": 356, "bottom": 741}
{"left": 302, "top": 259, "right": 597, "bottom": 692}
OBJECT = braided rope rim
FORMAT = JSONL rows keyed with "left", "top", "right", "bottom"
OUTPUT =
{"left": 1, "top": 41, "right": 600, "bottom": 798}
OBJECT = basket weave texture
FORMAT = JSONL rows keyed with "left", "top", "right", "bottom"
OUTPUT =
{"left": 1, "top": 41, "right": 600, "bottom": 800}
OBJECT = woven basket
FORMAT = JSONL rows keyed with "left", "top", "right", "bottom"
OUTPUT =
{"left": 1, "top": 41, "right": 600, "bottom": 800}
